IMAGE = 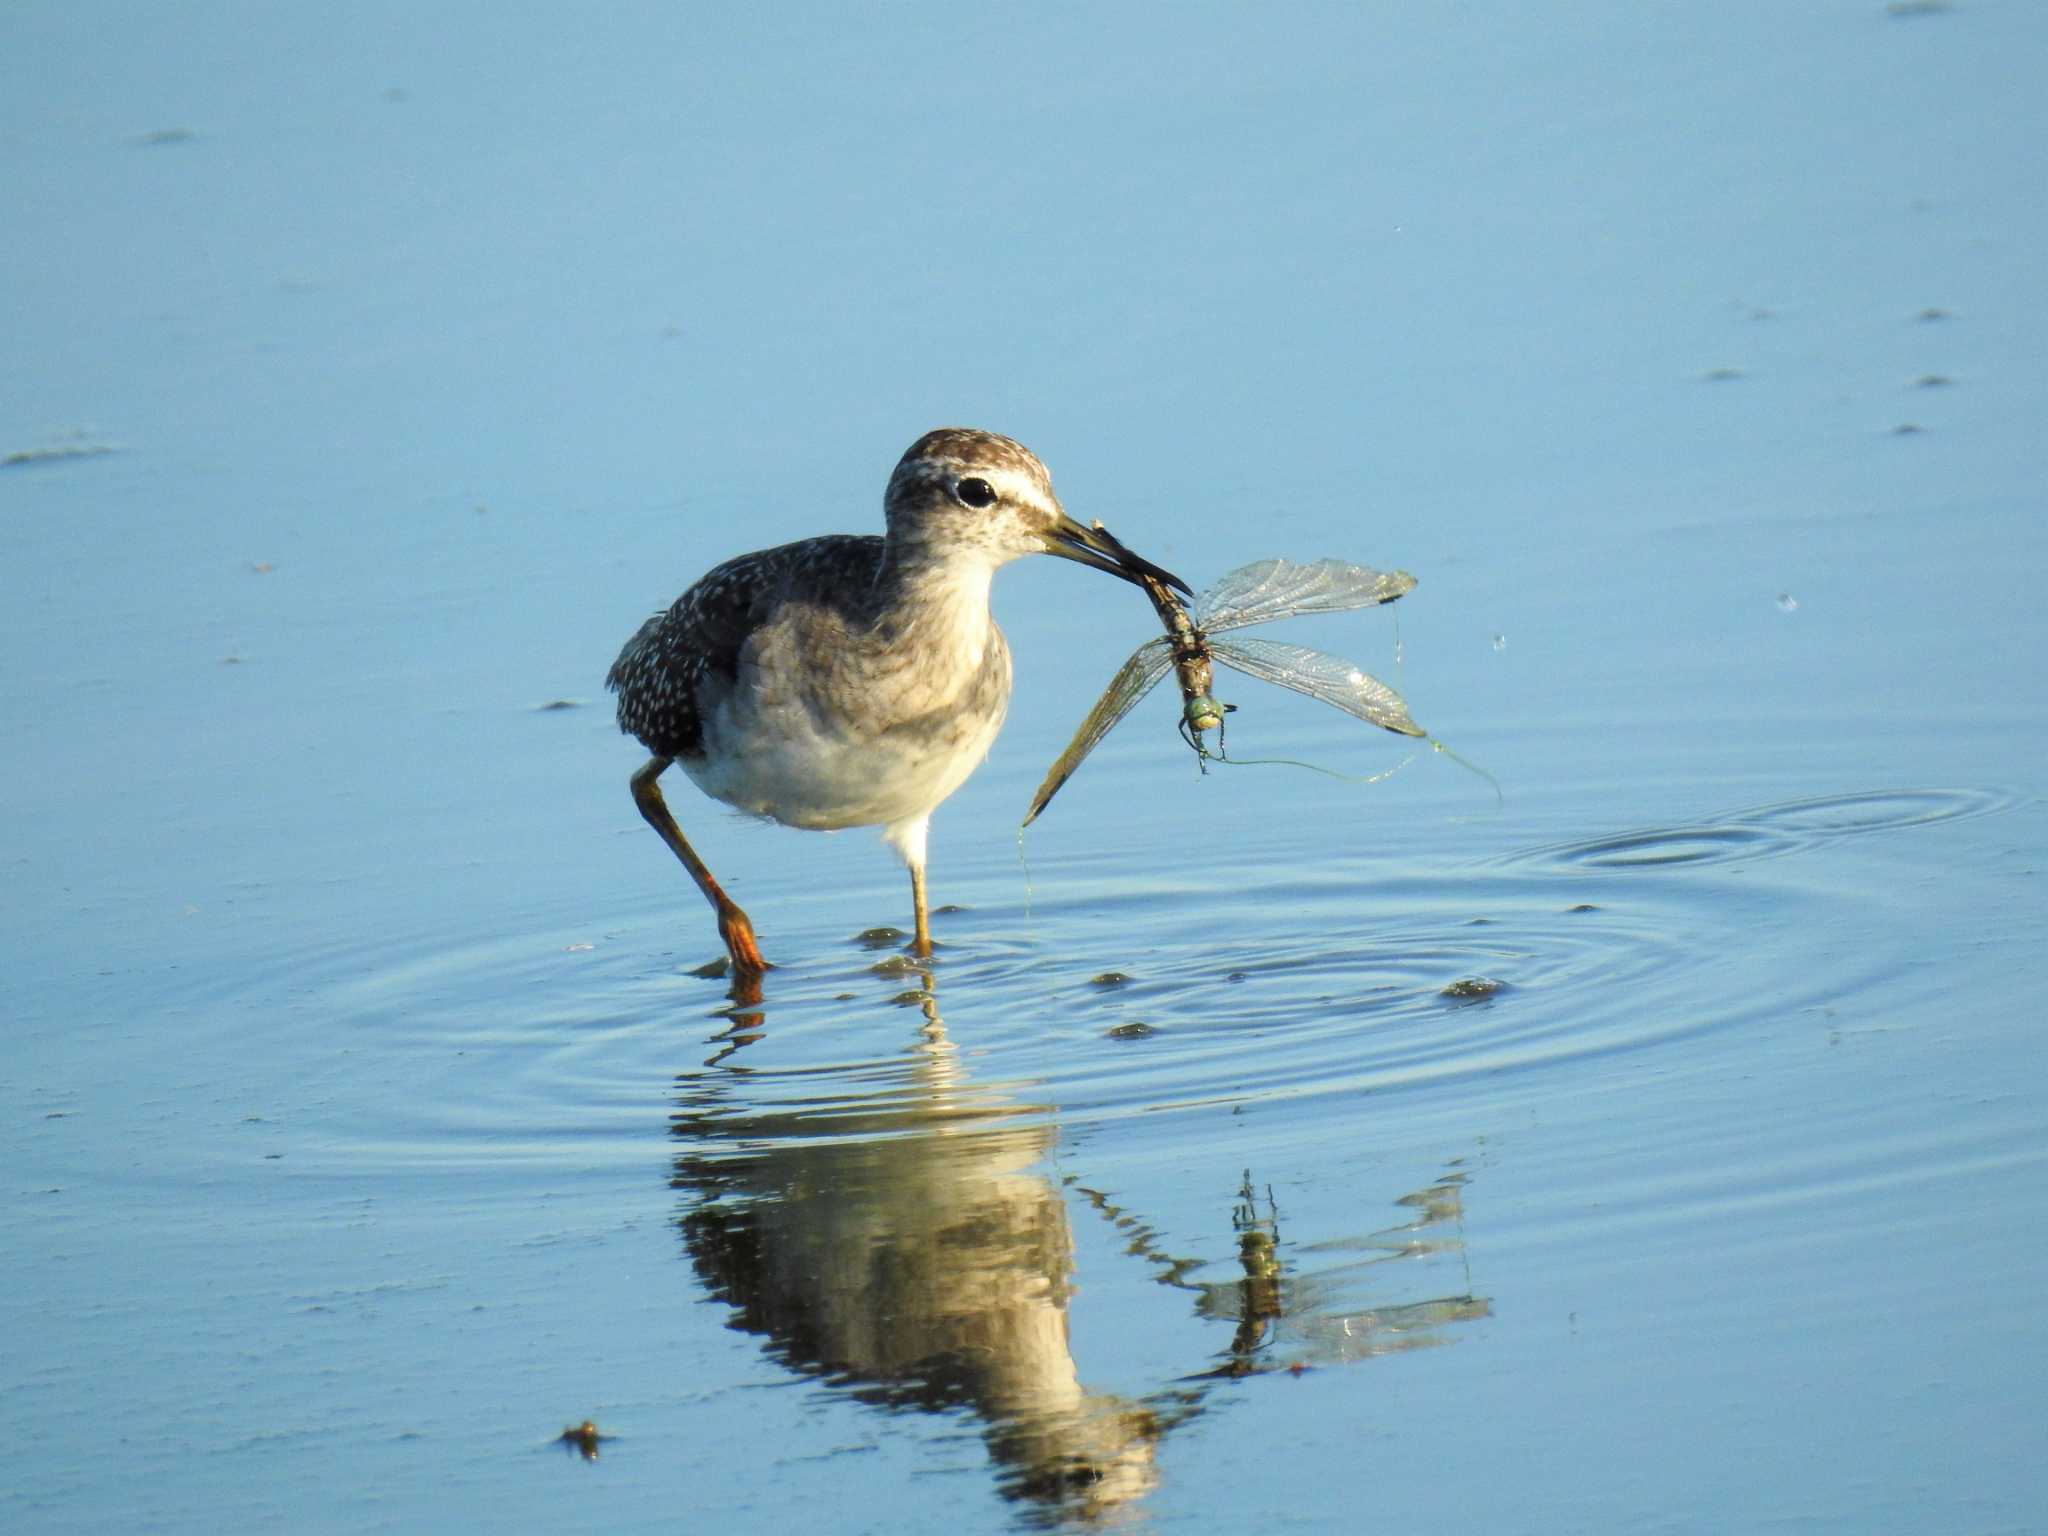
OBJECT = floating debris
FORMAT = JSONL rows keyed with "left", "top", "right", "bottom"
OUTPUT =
{"left": 1890, "top": 423, "right": 1926, "bottom": 436}
{"left": 1439, "top": 976, "right": 1507, "bottom": 1001}
{"left": 1700, "top": 366, "right": 1744, "bottom": 382}
{"left": 1106, "top": 1022, "right": 1158, "bottom": 1040}
{"left": 2, "top": 436, "right": 115, "bottom": 470}
{"left": 1090, "top": 971, "right": 1135, "bottom": 988}
{"left": 1914, "top": 307, "right": 1952, "bottom": 323}
{"left": 536, "top": 698, "right": 583, "bottom": 711}
{"left": 556, "top": 1420, "right": 605, "bottom": 1459}
{"left": 1912, "top": 374, "right": 1953, "bottom": 389}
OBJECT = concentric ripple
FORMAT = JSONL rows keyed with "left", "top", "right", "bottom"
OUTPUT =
{"left": 1493, "top": 786, "right": 2019, "bottom": 874}
{"left": 196, "top": 784, "right": 2021, "bottom": 1178}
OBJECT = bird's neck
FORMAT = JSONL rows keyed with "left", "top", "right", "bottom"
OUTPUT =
{"left": 880, "top": 542, "right": 996, "bottom": 612}
{"left": 874, "top": 543, "right": 1002, "bottom": 665}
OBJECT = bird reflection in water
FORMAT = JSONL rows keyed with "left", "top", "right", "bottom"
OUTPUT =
{"left": 670, "top": 974, "right": 1489, "bottom": 1523}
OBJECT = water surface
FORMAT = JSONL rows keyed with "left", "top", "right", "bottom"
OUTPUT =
{"left": 5, "top": 3, "right": 2044, "bottom": 1531}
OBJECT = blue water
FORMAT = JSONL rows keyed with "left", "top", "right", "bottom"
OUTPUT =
{"left": 5, "top": 3, "right": 2045, "bottom": 1531}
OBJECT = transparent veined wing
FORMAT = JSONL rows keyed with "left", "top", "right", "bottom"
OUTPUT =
{"left": 1196, "top": 558, "right": 1417, "bottom": 635}
{"left": 1023, "top": 638, "right": 1178, "bottom": 825}
{"left": 1207, "top": 636, "right": 1425, "bottom": 737}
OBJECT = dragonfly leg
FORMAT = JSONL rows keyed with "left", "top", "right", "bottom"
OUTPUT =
{"left": 1210, "top": 703, "right": 1240, "bottom": 764}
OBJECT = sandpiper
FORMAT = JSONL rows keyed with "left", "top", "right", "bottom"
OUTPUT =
{"left": 608, "top": 428, "right": 1186, "bottom": 974}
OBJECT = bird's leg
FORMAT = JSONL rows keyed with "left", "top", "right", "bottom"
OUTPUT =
{"left": 909, "top": 860, "right": 932, "bottom": 958}
{"left": 630, "top": 756, "right": 769, "bottom": 974}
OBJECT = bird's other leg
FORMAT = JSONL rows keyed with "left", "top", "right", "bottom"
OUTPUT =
{"left": 629, "top": 755, "right": 769, "bottom": 974}
{"left": 909, "top": 860, "right": 932, "bottom": 959}
{"left": 885, "top": 814, "right": 934, "bottom": 959}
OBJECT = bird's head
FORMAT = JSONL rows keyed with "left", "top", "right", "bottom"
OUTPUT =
{"left": 884, "top": 428, "right": 1187, "bottom": 594}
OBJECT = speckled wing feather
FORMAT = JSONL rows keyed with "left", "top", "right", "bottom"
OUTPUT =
{"left": 1022, "top": 638, "right": 1177, "bottom": 825}
{"left": 1207, "top": 637, "right": 1425, "bottom": 737}
{"left": 607, "top": 536, "right": 884, "bottom": 759}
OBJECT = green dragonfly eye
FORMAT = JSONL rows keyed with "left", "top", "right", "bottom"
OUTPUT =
{"left": 1186, "top": 696, "right": 1229, "bottom": 732}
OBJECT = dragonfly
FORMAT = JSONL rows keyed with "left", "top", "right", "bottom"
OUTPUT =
{"left": 1026, "top": 527, "right": 1426, "bottom": 826}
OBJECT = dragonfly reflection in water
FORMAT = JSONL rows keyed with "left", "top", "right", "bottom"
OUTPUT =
{"left": 1025, "top": 530, "right": 1426, "bottom": 826}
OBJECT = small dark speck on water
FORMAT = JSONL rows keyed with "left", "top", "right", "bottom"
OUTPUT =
{"left": 934, "top": 903, "right": 968, "bottom": 915}
{"left": 1700, "top": 367, "right": 1744, "bottom": 382}
{"left": 221, "top": 655, "right": 243, "bottom": 665}
{"left": 1890, "top": 423, "right": 1925, "bottom": 436}
{"left": 1440, "top": 976, "right": 1508, "bottom": 1002}
{"left": 556, "top": 1420, "right": 605, "bottom": 1460}
{"left": 2, "top": 440, "right": 115, "bottom": 469}
{"left": 1464, "top": 916, "right": 1495, "bottom": 927}
{"left": 1914, "top": 307, "right": 1952, "bottom": 322}
{"left": 1090, "top": 972, "right": 1134, "bottom": 988}
{"left": 1565, "top": 903, "right": 1600, "bottom": 913}
{"left": 1107, "top": 1022, "right": 1158, "bottom": 1040}
{"left": 853, "top": 926, "right": 908, "bottom": 949}
{"left": 134, "top": 127, "right": 196, "bottom": 145}
{"left": 1886, "top": 0, "right": 1953, "bottom": 16}
{"left": 536, "top": 699, "right": 582, "bottom": 711}
{"left": 1913, "top": 374, "right": 1953, "bottom": 389}
{"left": 1226, "top": 972, "right": 1247, "bottom": 983}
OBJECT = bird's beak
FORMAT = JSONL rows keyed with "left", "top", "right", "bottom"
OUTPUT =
{"left": 1043, "top": 513, "right": 1192, "bottom": 596}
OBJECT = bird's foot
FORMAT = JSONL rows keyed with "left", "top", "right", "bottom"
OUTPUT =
{"left": 718, "top": 903, "right": 771, "bottom": 975}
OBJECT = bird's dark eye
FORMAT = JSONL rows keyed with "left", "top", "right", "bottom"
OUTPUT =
{"left": 955, "top": 477, "right": 997, "bottom": 508}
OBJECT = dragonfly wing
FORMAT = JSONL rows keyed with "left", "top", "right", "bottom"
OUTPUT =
{"left": 1023, "top": 640, "right": 1176, "bottom": 825}
{"left": 1209, "top": 636, "right": 1426, "bottom": 737}
{"left": 1196, "top": 558, "right": 1418, "bottom": 634}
